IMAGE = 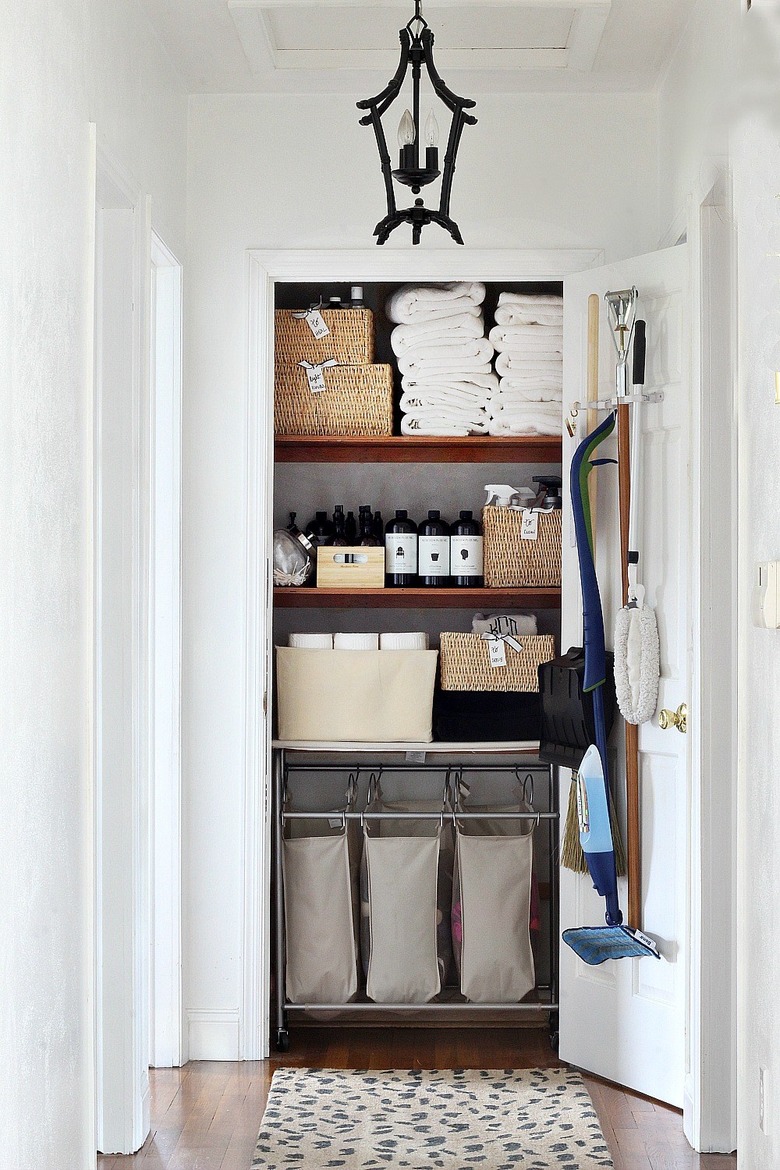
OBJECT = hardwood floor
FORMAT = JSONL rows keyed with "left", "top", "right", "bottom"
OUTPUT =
{"left": 98, "top": 1028, "right": 737, "bottom": 1170}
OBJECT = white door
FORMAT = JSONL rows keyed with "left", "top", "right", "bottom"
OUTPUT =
{"left": 560, "top": 246, "right": 689, "bottom": 1106}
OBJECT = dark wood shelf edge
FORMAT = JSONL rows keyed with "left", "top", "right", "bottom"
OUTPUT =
{"left": 274, "top": 435, "right": 563, "bottom": 464}
{"left": 274, "top": 586, "right": 562, "bottom": 609}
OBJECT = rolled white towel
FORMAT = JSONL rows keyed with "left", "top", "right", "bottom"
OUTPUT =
{"left": 489, "top": 324, "right": 563, "bottom": 352}
{"left": 334, "top": 632, "right": 380, "bottom": 650}
{"left": 402, "top": 371, "right": 499, "bottom": 393}
{"left": 386, "top": 282, "right": 486, "bottom": 324}
{"left": 401, "top": 409, "right": 489, "bottom": 437}
{"left": 391, "top": 313, "right": 485, "bottom": 356}
{"left": 288, "top": 633, "right": 334, "bottom": 649}
{"left": 495, "top": 351, "right": 562, "bottom": 379}
{"left": 380, "top": 631, "right": 430, "bottom": 650}
{"left": 398, "top": 337, "right": 494, "bottom": 379}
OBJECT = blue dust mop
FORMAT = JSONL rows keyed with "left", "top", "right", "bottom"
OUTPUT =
{"left": 562, "top": 414, "right": 659, "bottom": 965}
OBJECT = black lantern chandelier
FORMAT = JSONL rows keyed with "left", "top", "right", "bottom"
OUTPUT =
{"left": 356, "top": 0, "right": 477, "bottom": 246}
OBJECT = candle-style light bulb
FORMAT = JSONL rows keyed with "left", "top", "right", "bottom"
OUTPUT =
{"left": 425, "top": 109, "right": 439, "bottom": 148}
{"left": 397, "top": 109, "right": 416, "bottom": 148}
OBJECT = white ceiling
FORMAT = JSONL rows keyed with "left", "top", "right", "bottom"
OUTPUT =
{"left": 139, "top": 0, "right": 696, "bottom": 94}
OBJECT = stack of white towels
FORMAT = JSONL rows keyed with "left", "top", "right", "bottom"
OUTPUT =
{"left": 386, "top": 282, "right": 497, "bottom": 436}
{"left": 487, "top": 293, "right": 564, "bottom": 436}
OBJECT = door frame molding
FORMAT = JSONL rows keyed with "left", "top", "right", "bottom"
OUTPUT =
{"left": 242, "top": 245, "right": 737, "bottom": 1150}
{"left": 242, "top": 246, "right": 602, "bottom": 1059}
{"left": 684, "top": 174, "right": 738, "bottom": 1152}
{"left": 93, "top": 141, "right": 152, "bottom": 1153}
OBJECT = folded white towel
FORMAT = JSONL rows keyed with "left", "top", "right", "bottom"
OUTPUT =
{"left": 489, "top": 324, "right": 563, "bottom": 352}
{"left": 495, "top": 370, "right": 563, "bottom": 386}
{"left": 402, "top": 372, "right": 499, "bottom": 393}
{"left": 488, "top": 402, "right": 562, "bottom": 436}
{"left": 400, "top": 386, "right": 491, "bottom": 412}
{"left": 401, "top": 408, "right": 489, "bottom": 437}
{"left": 495, "top": 351, "right": 562, "bottom": 378}
{"left": 496, "top": 383, "right": 563, "bottom": 404}
{"left": 498, "top": 293, "right": 563, "bottom": 309}
{"left": 398, "top": 337, "right": 494, "bottom": 378}
{"left": 391, "top": 313, "right": 485, "bottom": 356}
{"left": 387, "top": 282, "right": 486, "bottom": 324}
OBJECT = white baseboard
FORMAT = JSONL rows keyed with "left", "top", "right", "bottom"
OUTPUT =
{"left": 186, "top": 1009, "right": 241, "bottom": 1060}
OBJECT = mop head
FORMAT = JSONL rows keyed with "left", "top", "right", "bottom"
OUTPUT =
{"left": 562, "top": 925, "right": 661, "bottom": 965}
{"left": 614, "top": 603, "right": 660, "bottom": 725}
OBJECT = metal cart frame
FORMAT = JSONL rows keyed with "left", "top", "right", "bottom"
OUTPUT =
{"left": 272, "top": 743, "right": 560, "bottom": 1052}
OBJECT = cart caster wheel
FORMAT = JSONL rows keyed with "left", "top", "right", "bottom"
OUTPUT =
{"left": 276, "top": 1029, "right": 290, "bottom": 1052}
{"left": 549, "top": 1030, "right": 559, "bottom": 1053}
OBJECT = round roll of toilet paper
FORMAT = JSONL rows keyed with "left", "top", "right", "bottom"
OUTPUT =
{"left": 334, "top": 632, "right": 379, "bottom": 650}
{"left": 288, "top": 633, "right": 333, "bottom": 649}
{"left": 379, "top": 632, "right": 429, "bottom": 650}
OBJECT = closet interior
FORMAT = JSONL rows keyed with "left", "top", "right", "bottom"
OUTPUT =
{"left": 270, "top": 279, "right": 564, "bottom": 1051}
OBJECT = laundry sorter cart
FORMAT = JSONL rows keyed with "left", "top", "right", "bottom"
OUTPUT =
{"left": 271, "top": 740, "right": 560, "bottom": 1052}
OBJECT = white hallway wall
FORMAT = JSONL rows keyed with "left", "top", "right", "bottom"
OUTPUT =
{"left": 183, "top": 90, "right": 659, "bottom": 1057}
{"left": 0, "top": 2, "right": 186, "bottom": 1167}
{"left": 732, "top": 9, "right": 780, "bottom": 1166}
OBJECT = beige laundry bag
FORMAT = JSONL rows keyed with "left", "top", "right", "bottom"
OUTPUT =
{"left": 452, "top": 790, "right": 536, "bottom": 1003}
{"left": 282, "top": 795, "right": 360, "bottom": 1004}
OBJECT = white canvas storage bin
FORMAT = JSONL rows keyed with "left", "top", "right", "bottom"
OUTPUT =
{"left": 275, "top": 647, "right": 438, "bottom": 742}
{"left": 282, "top": 794, "right": 360, "bottom": 1005}
{"left": 452, "top": 794, "right": 536, "bottom": 1003}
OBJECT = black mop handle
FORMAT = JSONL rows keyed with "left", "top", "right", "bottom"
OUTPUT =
{"left": 633, "top": 319, "right": 646, "bottom": 387}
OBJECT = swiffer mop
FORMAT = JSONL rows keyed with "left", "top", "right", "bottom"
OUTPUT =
{"left": 561, "top": 413, "right": 659, "bottom": 965}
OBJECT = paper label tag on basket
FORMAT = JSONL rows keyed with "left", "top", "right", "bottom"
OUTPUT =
{"left": 328, "top": 816, "right": 343, "bottom": 828}
{"left": 292, "top": 308, "right": 330, "bottom": 339}
{"left": 299, "top": 358, "right": 337, "bottom": 394}
{"left": 488, "top": 638, "right": 507, "bottom": 668}
{"left": 521, "top": 511, "right": 539, "bottom": 541}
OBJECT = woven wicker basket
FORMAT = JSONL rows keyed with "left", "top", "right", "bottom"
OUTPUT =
{"left": 275, "top": 309, "right": 374, "bottom": 366}
{"left": 275, "top": 363, "right": 394, "bottom": 436}
{"left": 439, "top": 632, "right": 555, "bottom": 693}
{"left": 482, "top": 506, "right": 562, "bottom": 588}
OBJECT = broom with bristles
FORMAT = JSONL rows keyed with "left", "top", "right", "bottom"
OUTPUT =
{"left": 561, "top": 294, "right": 627, "bottom": 878}
{"left": 561, "top": 772, "right": 627, "bottom": 875}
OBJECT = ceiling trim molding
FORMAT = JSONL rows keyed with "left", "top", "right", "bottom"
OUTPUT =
{"left": 228, "top": 0, "right": 611, "bottom": 75}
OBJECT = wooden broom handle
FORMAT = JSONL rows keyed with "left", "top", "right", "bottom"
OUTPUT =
{"left": 617, "top": 377, "right": 642, "bottom": 931}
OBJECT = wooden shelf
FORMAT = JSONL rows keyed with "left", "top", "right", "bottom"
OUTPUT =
{"left": 274, "top": 435, "right": 562, "bottom": 464}
{"left": 274, "top": 586, "right": 561, "bottom": 609}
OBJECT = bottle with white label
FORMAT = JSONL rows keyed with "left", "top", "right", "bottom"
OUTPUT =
{"left": 418, "top": 510, "right": 450, "bottom": 587}
{"left": 450, "top": 510, "right": 483, "bottom": 587}
{"left": 385, "top": 510, "right": 418, "bottom": 587}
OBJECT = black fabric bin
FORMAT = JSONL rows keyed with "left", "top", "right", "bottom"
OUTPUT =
{"left": 433, "top": 688, "right": 542, "bottom": 743}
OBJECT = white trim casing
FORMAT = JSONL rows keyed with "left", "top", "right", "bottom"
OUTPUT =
{"left": 683, "top": 179, "right": 738, "bottom": 1153}
{"left": 240, "top": 247, "right": 602, "bottom": 1062}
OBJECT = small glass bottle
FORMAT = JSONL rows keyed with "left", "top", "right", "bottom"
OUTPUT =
{"left": 450, "top": 510, "right": 483, "bottom": 587}
{"left": 418, "top": 510, "right": 450, "bottom": 586}
{"left": 359, "top": 510, "right": 381, "bottom": 547}
{"left": 304, "top": 510, "right": 335, "bottom": 547}
{"left": 332, "top": 505, "right": 348, "bottom": 546}
{"left": 344, "top": 510, "right": 357, "bottom": 543}
{"left": 384, "top": 510, "right": 417, "bottom": 587}
{"left": 372, "top": 510, "right": 385, "bottom": 542}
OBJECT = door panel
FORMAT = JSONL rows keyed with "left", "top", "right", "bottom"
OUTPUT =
{"left": 560, "top": 246, "right": 689, "bottom": 1106}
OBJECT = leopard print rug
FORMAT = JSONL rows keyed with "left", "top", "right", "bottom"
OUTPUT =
{"left": 252, "top": 1066, "right": 613, "bottom": 1168}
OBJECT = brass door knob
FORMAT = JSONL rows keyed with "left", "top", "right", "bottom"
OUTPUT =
{"left": 659, "top": 703, "right": 687, "bottom": 733}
